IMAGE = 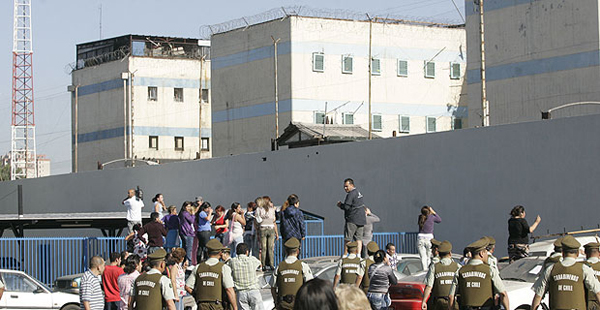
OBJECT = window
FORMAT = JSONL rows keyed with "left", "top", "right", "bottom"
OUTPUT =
{"left": 174, "top": 88, "right": 183, "bottom": 102}
{"left": 343, "top": 113, "right": 354, "bottom": 125}
{"left": 371, "top": 58, "right": 381, "bottom": 75}
{"left": 313, "top": 53, "right": 324, "bottom": 72}
{"left": 201, "top": 137, "right": 210, "bottom": 151}
{"left": 399, "top": 115, "right": 410, "bottom": 133}
{"left": 174, "top": 137, "right": 184, "bottom": 151}
{"left": 453, "top": 117, "right": 463, "bottom": 130}
{"left": 342, "top": 55, "right": 353, "bottom": 74}
{"left": 149, "top": 136, "right": 158, "bottom": 150}
{"left": 424, "top": 61, "right": 435, "bottom": 78}
{"left": 426, "top": 116, "right": 437, "bottom": 132}
{"left": 201, "top": 88, "right": 209, "bottom": 103}
{"left": 314, "top": 112, "right": 325, "bottom": 124}
{"left": 3, "top": 272, "right": 39, "bottom": 292}
{"left": 148, "top": 86, "right": 158, "bottom": 101}
{"left": 450, "top": 62, "right": 461, "bottom": 79}
{"left": 372, "top": 114, "right": 382, "bottom": 131}
{"left": 397, "top": 60, "right": 408, "bottom": 77}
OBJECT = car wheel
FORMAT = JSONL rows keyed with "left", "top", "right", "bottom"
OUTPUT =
{"left": 515, "top": 305, "right": 531, "bottom": 310}
{"left": 61, "top": 304, "right": 80, "bottom": 310}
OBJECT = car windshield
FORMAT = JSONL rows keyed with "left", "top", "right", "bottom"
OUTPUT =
{"left": 500, "top": 258, "right": 544, "bottom": 283}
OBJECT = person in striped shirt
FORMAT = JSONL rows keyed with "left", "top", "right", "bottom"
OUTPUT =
{"left": 80, "top": 256, "right": 106, "bottom": 310}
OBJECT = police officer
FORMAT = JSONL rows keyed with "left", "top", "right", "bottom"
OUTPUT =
{"left": 532, "top": 236, "right": 600, "bottom": 310}
{"left": 485, "top": 236, "right": 499, "bottom": 273}
{"left": 448, "top": 237, "right": 510, "bottom": 310}
{"left": 585, "top": 242, "right": 600, "bottom": 310}
{"left": 421, "top": 241, "right": 458, "bottom": 310}
{"left": 186, "top": 239, "right": 237, "bottom": 310}
{"left": 129, "top": 248, "right": 176, "bottom": 310}
{"left": 270, "top": 238, "right": 313, "bottom": 310}
{"left": 333, "top": 241, "right": 363, "bottom": 288}
{"left": 543, "top": 237, "right": 563, "bottom": 271}
{"left": 356, "top": 241, "right": 379, "bottom": 293}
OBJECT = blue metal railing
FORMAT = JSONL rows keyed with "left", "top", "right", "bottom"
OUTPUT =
{"left": 0, "top": 232, "right": 417, "bottom": 286}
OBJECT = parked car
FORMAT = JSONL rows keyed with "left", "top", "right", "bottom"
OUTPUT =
{"left": 0, "top": 269, "right": 80, "bottom": 310}
{"left": 53, "top": 273, "right": 83, "bottom": 295}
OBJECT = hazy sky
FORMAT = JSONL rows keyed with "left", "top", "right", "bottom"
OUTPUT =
{"left": 0, "top": 0, "right": 465, "bottom": 175}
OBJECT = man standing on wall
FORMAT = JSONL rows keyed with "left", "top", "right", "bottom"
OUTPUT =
{"left": 123, "top": 189, "right": 144, "bottom": 233}
{"left": 337, "top": 178, "right": 367, "bottom": 257}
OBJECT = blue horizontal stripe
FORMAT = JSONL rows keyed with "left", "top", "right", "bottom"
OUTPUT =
{"left": 467, "top": 50, "right": 600, "bottom": 84}
{"left": 212, "top": 41, "right": 464, "bottom": 71}
{"left": 212, "top": 99, "right": 466, "bottom": 123}
{"left": 212, "top": 41, "right": 292, "bottom": 70}
{"left": 79, "top": 79, "right": 123, "bottom": 96}
{"left": 465, "top": 0, "right": 533, "bottom": 16}
{"left": 76, "top": 127, "right": 211, "bottom": 144}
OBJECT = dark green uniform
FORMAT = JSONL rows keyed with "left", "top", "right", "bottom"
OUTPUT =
{"left": 340, "top": 256, "right": 361, "bottom": 284}
{"left": 133, "top": 273, "right": 164, "bottom": 310}
{"left": 548, "top": 262, "right": 586, "bottom": 310}
{"left": 195, "top": 262, "right": 225, "bottom": 310}
{"left": 360, "top": 258, "right": 374, "bottom": 294}
{"left": 588, "top": 261, "right": 600, "bottom": 310}
{"left": 430, "top": 261, "right": 459, "bottom": 310}
{"left": 457, "top": 263, "right": 494, "bottom": 307}
{"left": 276, "top": 260, "right": 304, "bottom": 310}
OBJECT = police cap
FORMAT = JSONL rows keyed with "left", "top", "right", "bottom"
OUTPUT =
{"left": 147, "top": 248, "right": 167, "bottom": 262}
{"left": 584, "top": 242, "right": 600, "bottom": 250}
{"left": 485, "top": 236, "right": 496, "bottom": 246}
{"left": 467, "top": 237, "right": 489, "bottom": 253}
{"left": 560, "top": 235, "right": 581, "bottom": 251}
{"left": 206, "top": 239, "right": 225, "bottom": 252}
{"left": 347, "top": 241, "right": 358, "bottom": 249}
{"left": 431, "top": 239, "right": 442, "bottom": 248}
{"left": 367, "top": 241, "right": 379, "bottom": 254}
{"left": 222, "top": 247, "right": 231, "bottom": 253}
{"left": 553, "top": 237, "right": 563, "bottom": 252}
{"left": 438, "top": 240, "right": 452, "bottom": 253}
{"left": 284, "top": 237, "right": 300, "bottom": 249}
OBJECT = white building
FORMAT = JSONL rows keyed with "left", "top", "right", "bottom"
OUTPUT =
{"left": 1, "top": 153, "right": 50, "bottom": 178}
{"left": 71, "top": 35, "right": 211, "bottom": 172}
{"left": 466, "top": 0, "right": 600, "bottom": 126}
{"left": 210, "top": 12, "right": 466, "bottom": 156}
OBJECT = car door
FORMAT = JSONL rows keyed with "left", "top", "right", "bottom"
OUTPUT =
{"left": 1, "top": 271, "right": 53, "bottom": 310}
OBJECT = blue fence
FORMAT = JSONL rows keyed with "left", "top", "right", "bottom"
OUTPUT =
{"left": 0, "top": 232, "right": 417, "bottom": 286}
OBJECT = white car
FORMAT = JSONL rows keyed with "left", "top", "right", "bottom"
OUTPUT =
{"left": 0, "top": 269, "right": 80, "bottom": 310}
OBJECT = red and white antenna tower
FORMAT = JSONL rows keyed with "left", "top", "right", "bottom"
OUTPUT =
{"left": 11, "top": 0, "right": 37, "bottom": 179}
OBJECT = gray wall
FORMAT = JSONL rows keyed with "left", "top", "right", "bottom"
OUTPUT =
{"left": 2, "top": 114, "right": 600, "bottom": 256}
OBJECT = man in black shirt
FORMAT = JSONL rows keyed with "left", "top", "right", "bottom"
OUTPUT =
{"left": 337, "top": 178, "right": 367, "bottom": 256}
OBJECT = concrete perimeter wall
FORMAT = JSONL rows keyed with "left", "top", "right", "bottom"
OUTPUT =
{"left": 2, "top": 114, "right": 600, "bottom": 256}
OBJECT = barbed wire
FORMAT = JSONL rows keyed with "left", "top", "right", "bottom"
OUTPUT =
{"left": 198, "top": 6, "right": 463, "bottom": 40}
{"left": 65, "top": 46, "right": 130, "bottom": 74}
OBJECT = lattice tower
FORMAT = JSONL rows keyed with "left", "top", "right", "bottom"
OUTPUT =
{"left": 11, "top": 0, "right": 36, "bottom": 179}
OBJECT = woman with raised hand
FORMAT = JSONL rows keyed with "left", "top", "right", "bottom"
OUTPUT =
{"left": 417, "top": 205, "right": 441, "bottom": 270}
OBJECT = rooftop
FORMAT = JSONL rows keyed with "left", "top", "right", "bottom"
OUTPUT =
{"left": 278, "top": 122, "right": 378, "bottom": 148}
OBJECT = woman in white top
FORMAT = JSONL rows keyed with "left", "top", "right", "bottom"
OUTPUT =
{"left": 152, "top": 193, "right": 167, "bottom": 219}
{"left": 256, "top": 196, "right": 278, "bottom": 270}
{"left": 226, "top": 202, "right": 246, "bottom": 257}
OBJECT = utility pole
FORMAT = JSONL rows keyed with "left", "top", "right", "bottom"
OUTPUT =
{"left": 67, "top": 84, "right": 80, "bottom": 172}
{"left": 271, "top": 36, "right": 281, "bottom": 143}
{"left": 478, "top": 0, "right": 490, "bottom": 126}
{"left": 199, "top": 55, "right": 206, "bottom": 158}
{"left": 367, "top": 15, "right": 373, "bottom": 139}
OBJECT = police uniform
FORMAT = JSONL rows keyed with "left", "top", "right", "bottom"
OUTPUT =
{"left": 359, "top": 241, "right": 379, "bottom": 293}
{"left": 448, "top": 238, "right": 506, "bottom": 309}
{"left": 424, "top": 241, "right": 459, "bottom": 310}
{"left": 187, "top": 239, "right": 235, "bottom": 310}
{"left": 542, "top": 237, "right": 564, "bottom": 274}
{"left": 131, "top": 249, "right": 176, "bottom": 310}
{"left": 336, "top": 241, "right": 364, "bottom": 285}
{"left": 270, "top": 238, "right": 313, "bottom": 310}
{"left": 585, "top": 242, "right": 600, "bottom": 310}
{"left": 532, "top": 236, "right": 600, "bottom": 310}
{"left": 485, "top": 236, "right": 499, "bottom": 274}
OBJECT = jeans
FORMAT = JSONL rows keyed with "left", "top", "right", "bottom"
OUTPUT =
{"left": 181, "top": 235, "right": 194, "bottom": 263}
{"left": 237, "top": 289, "right": 264, "bottom": 310}
{"left": 260, "top": 227, "right": 276, "bottom": 268}
{"left": 244, "top": 233, "right": 259, "bottom": 258}
{"left": 165, "top": 229, "right": 180, "bottom": 251}
{"left": 104, "top": 301, "right": 119, "bottom": 310}
{"left": 367, "top": 292, "right": 391, "bottom": 310}
{"left": 229, "top": 235, "right": 244, "bottom": 258}
{"left": 417, "top": 237, "right": 432, "bottom": 270}
{"left": 197, "top": 230, "right": 212, "bottom": 262}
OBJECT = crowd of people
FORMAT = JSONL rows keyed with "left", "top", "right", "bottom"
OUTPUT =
{"left": 77, "top": 179, "right": 600, "bottom": 310}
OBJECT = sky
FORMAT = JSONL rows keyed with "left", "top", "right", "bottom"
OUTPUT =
{"left": 0, "top": 0, "right": 465, "bottom": 175}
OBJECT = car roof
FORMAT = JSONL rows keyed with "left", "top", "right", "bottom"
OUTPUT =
{"left": 530, "top": 235, "right": 600, "bottom": 256}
